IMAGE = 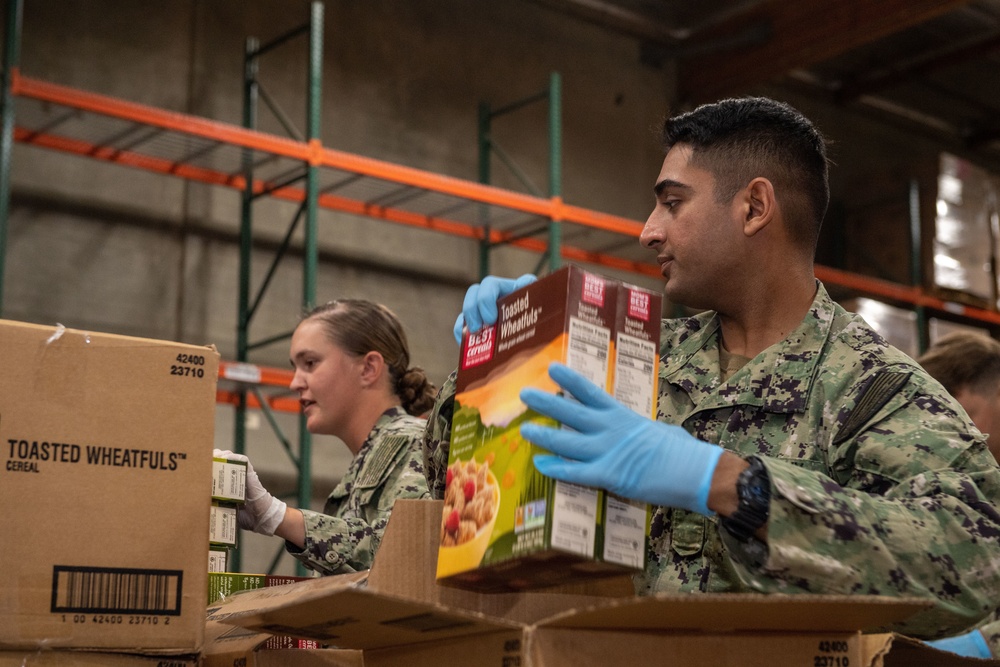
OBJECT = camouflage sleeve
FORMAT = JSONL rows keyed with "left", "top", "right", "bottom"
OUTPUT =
{"left": 726, "top": 374, "right": 1000, "bottom": 639}
{"left": 422, "top": 370, "right": 457, "bottom": 500}
{"left": 289, "top": 439, "right": 430, "bottom": 575}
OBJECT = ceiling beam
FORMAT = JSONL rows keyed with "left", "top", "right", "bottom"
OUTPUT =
{"left": 678, "top": 0, "right": 974, "bottom": 103}
{"left": 836, "top": 30, "right": 1000, "bottom": 101}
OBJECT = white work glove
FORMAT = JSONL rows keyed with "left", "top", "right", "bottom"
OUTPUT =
{"left": 213, "top": 449, "right": 287, "bottom": 537}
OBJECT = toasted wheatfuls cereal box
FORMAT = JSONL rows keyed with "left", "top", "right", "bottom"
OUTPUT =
{"left": 600, "top": 280, "right": 660, "bottom": 570}
{"left": 439, "top": 265, "right": 647, "bottom": 591}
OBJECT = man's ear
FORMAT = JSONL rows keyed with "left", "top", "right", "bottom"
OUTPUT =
{"left": 744, "top": 177, "right": 776, "bottom": 237}
{"left": 359, "top": 351, "right": 385, "bottom": 387}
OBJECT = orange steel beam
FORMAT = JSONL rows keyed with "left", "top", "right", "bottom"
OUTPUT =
{"left": 19, "top": 124, "right": 1000, "bottom": 311}
{"left": 12, "top": 71, "right": 311, "bottom": 162}
{"left": 814, "top": 265, "right": 1000, "bottom": 325}
{"left": 12, "top": 72, "right": 643, "bottom": 238}
{"left": 14, "top": 125, "right": 660, "bottom": 277}
{"left": 14, "top": 74, "right": 1000, "bottom": 321}
{"left": 216, "top": 389, "right": 301, "bottom": 414}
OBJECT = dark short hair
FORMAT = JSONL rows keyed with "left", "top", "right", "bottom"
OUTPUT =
{"left": 304, "top": 299, "right": 437, "bottom": 415}
{"left": 662, "top": 97, "right": 830, "bottom": 251}
{"left": 917, "top": 331, "right": 1000, "bottom": 398}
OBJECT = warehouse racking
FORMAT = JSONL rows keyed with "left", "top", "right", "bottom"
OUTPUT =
{"left": 4, "top": 0, "right": 1000, "bottom": 573}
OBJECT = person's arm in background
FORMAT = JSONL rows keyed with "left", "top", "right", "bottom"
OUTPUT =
{"left": 422, "top": 371, "right": 457, "bottom": 500}
{"left": 217, "top": 436, "right": 429, "bottom": 575}
{"left": 288, "top": 435, "right": 430, "bottom": 574}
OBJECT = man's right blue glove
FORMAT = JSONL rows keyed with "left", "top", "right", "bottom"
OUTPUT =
{"left": 520, "top": 362, "right": 725, "bottom": 516}
{"left": 925, "top": 629, "right": 992, "bottom": 658}
{"left": 453, "top": 273, "right": 537, "bottom": 344}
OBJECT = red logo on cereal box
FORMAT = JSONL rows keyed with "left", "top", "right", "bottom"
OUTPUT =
{"left": 628, "top": 289, "right": 650, "bottom": 321}
{"left": 462, "top": 325, "right": 495, "bottom": 369}
{"left": 582, "top": 273, "right": 605, "bottom": 307}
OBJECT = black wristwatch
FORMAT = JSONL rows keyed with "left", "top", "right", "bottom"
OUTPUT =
{"left": 720, "top": 456, "right": 771, "bottom": 543}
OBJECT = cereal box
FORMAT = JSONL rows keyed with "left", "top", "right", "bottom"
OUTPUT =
{"left": 439, "top": 265, "right": 640, "bottom": 590}
{"left": 600, "top": 281, "right": 660, "bottom": 570}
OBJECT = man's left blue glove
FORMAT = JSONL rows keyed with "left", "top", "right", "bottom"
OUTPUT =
{"left": 925, "top": 629, "right": 992, "bottom": 659}
{"left": 453, "top": 274, "right": 537, "bottom": 345}
{"left": 520, "top": 363, "right": 725, "bottom": 516}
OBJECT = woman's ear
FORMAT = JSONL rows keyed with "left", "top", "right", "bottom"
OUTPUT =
{"left": 359, "top": 351, "right": 385, "bottom": 387}
{"left": 744, "top": 177, "right": 776, "bottom": 237}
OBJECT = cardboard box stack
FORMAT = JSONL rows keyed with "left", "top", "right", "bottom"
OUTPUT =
{"left": 207, "top": 573, "right": 319, "bottom": 650}
{"left": 439, "top": 265, "right": 658, "bottom": 591}
{"left": 206, "top": 468, "right": 317, "bottom": 651}
{"left": 210, "top": 452, "right": 246, "bottom": 570}
{"left": 0, "top": 319, "right": 219, "bottom": 660}
{"left": 199, "top": 499, "right": 987, "bottom": 667}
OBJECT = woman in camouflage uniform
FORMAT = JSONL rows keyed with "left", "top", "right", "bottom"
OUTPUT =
{"left": 220, "top": 299, "right": 436, "bottom": 575}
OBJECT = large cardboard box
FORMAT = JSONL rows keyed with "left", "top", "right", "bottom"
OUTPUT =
{"left": 0, "top": 650, "right": 200, "bottom": 666}
{"left": 204, "top": 500, "right": 995, "bottom": 666}
{"left": 0, "top": 320, "right": 219, "bottom": 652}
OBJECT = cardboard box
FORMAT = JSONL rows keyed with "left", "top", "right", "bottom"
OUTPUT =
{"left": 212, "top": 455, "right": 247, "bottom": 503}
{"left": 209, "top": 547, "right": 230, "bottom": 574}
{"left": 204, "top": 606, "right": 362, "bottom": 667}
{"left": 443, "top": 265, "right": 629, "bottom": 590}
{"left": 208, "top": 574, "right": 319, "bottom": 652}
{"left": 600, "top": 280, "right": 660, "bottom": 570}
{"left": 209, "top": 501, "right": 239, "bottom": 547}
{"left": 0, "top": 319, "right": 219, "bottom": 652}
{"left": 208, "top": 574, "right": 316, "bottom": 606}
{"left": 0, "top": 650, "right": 200, "bottom": 666}
{"left": 199, "top": 499, "right": 994, "bottom": 667}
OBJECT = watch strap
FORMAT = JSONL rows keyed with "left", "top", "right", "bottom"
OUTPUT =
{"left": 720, "top": 456, "right": 771, "bottom": 543}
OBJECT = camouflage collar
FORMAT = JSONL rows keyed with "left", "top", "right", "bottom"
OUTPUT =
{"left": 662, "top": 281, "right": 834, "bottom": 414}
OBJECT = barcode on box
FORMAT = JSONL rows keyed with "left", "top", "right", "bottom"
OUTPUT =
{"left": 51, "top": 566, "right": 183, "bottom": 615}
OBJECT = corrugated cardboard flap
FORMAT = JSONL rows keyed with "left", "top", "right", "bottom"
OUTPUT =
{"left": 213, "top": 572, "right": 520, "bottom": 651}
{"left": 535, "top": 592, "right": 931, "bottom": 633}
{"left": 368, "top": 499, "right": 634, "bottom": 624}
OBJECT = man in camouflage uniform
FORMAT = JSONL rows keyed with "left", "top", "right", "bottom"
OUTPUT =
{"left": 424, "top": 96, "right": 1000, "bottom": 639}
{"left": 286, "top": 406, "right": 430, "bottom": 574}
{"left": 917, "top": 333, "right": 1000, "bottom": 657}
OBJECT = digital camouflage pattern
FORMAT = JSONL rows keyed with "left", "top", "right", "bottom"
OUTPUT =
{"left": 423, "top": 370, "right": 457, "bottom": 501}
{"left": 288, "top": 406, "right": 430, "bottom": 575}
{"left": 421, "top": 282, "right": 1000, "bottom": 639}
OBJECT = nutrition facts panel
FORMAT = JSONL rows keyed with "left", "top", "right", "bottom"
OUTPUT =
{"left": 567, "top": 316, "right": 611, "bottom": 387}
{"left": 552, "top": 481, "right": 599, "bottom": 557}
{"left": 614, "top": 332, "right": 657, "bottom": 417}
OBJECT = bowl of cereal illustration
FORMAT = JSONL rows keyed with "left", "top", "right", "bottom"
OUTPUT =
{"left": 436, "top": 458, "right": 501, "bottom": 578}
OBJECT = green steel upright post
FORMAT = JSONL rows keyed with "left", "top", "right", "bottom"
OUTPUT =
{"left": 547, "top": 71, "right": 562, "bottom": 273}
{"left": 476, "top": 73, "right": 561, "bottom": 277}
{"left": 477, "top": 100, "right": 492, "bottom": 279}
{"left": 0, "top": 0, "right": 23, "bottom": 316}
{"left": 232, "top": 35, "right": 259, "bottom": 574}
{"left": 293, "top": 0, "right": 323, "bottom": 577}
{"left": 910, "top": 179, "right": 929, "bottom": 353}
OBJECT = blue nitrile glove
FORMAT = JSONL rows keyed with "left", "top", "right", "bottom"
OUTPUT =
{"left": 925, "top": 629, "right": 992, "bottom": 658}
{"left": 520, "top": 363, "right": 725, "bottom": 516}
{"left": 453, "top": 273, "right": 537, "bottom": 344}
